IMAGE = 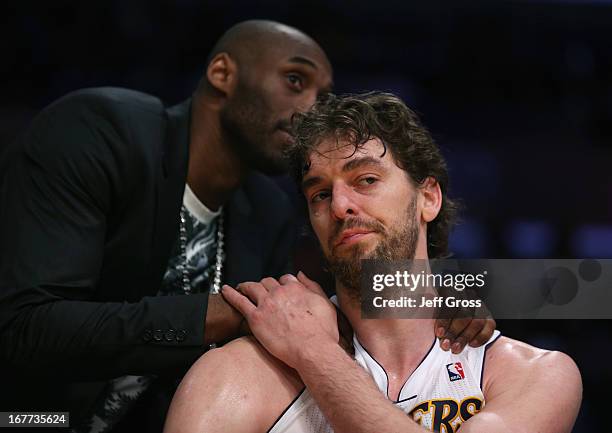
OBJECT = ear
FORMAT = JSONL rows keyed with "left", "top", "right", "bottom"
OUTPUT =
{"left": 419, "top": 177, "right": 442, "bottom": 223}
{"left": 206, "top": 53, "right": 238, "bottom": 96}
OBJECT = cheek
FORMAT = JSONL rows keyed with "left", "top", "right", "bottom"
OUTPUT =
{"left": 309, "top": 210, "right": 330, "bottom": 245}
{"left": 366, "top": 185, "right": 413, "bottom": 226}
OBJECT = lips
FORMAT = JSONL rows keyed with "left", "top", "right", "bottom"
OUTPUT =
{"left": 277, "top": 126, "right": 293, "bottom": 137}
{"left": 335, "top": 229, "right": 375, "bottom": 247}
{"left": 276, "top": 119, "right": 293, "bottom": 136}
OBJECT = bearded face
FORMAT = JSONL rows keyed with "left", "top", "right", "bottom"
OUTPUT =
{"left": 220, "top": 77, "right": 291, "bottom": 175}
{"left": 324, "top": 196, "right": 419, "bottom": 297}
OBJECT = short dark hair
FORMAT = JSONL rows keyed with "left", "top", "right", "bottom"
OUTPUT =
{"left": 287, "top": 91, "right": 457, "bottom": 258}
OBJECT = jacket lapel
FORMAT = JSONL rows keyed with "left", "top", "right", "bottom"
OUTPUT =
{"left": 224, "top": 184, "right": 263, "bottom": 287}
{"left": 150, "top": 98, "right": 264, "bottom": 291}
{"left": 148, "top": 99, "right": 190, "bottom": 288}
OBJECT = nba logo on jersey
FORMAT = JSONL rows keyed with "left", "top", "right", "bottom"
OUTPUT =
{"left": 446, "top": 362, "right": 465, "bottom": 382}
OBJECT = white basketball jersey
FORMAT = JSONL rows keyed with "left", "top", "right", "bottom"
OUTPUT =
{"left": 269, "top": 330, "right": 501, "bottom": 433}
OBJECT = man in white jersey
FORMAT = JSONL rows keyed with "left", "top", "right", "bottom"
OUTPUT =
{"left": 164, "top": 92, "right": 582, "bottom": 433}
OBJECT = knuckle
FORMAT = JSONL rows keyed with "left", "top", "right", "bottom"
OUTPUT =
{"left": 444, "top": 330, "right": 457, "bottom": 341}
{"left": 483, "top": 321, "right": 496, "bottom": 335}
{"left": 462, "top": 327, "right": 482, "bottom": 341}
{"left": 280, "top": 273, "right": 296, "bottom": 282}
{"left": 250, "top": 312, "right": 262, "bottom": 326}
{"left": 455, "top": 336, "right": 467, "bottom": 346}
{"left": 436, "top": 318, "right": 450, "bottom": 326}
{"left": 237, "top": 282, "right": 253, "bottom": 292}
{"left": 472, "top": 334, "right": 488, "bottom": 346}
{"left": 450, "top": 318, "right": 469, "bottom": 332}
{"left": 470, "top": 318, "right": 486, "bottom": 329}
{"left": 261, "top": 296, "right": 276, "bottom": 309}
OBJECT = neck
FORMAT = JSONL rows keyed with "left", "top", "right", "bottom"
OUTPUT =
{"left": 187, "top": 96, "right": 248, "bottom": 210}
{"left": 336, "top": 245, "right": 435, "bottom": 385}
{"left": 337, "top": 289, "right": 435, "bottom": 365}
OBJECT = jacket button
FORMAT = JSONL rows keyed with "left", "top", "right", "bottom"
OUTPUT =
{"left": 176, "top": 329, "right": 187, "bottom": 342}
{"left": 165, "top": 329, "right": 176, "bottom": 342}
{"left": 142, "top": 329, "right": 152, "bottom": 342}
{"left": 153, "top": 329, "right": 163, "bottom": 342}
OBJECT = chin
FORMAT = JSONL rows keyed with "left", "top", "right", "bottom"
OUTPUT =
{"left": 334, "top": 241, "right": 377, "bottom": 260}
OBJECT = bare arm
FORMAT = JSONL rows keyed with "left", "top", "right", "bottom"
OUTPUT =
{"left": 222, "top": 273, "right": 582, "bottom": 433}
{"left": 460, "top": 338, "right": 582, "bottom": 433}
{"left": 296, "top": 337, "right": 581, "bottom": 433}
{"left": 222, "top": 273, "right": 429, "bottom": 433}
{"left": 296, "top": 339, "right": 427, "bottom": 433}
{"left": 164, "top": 336, "right": 302, "bottom": 433}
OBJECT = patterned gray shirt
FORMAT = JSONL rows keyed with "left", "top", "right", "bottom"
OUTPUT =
{"left": 75, "top": 185, "right": 221, "bottom": 433}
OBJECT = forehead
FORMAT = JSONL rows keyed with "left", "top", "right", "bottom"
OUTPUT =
{"left": 305, "top": 137, "right": 395, "bottom": 176}
{"left": 258, "top": 32, "right": 332, "bottom": 75}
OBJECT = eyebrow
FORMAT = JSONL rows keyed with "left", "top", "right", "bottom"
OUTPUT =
{"left": 301, "top": 175, "right": 324, "bottom": 193}
{"left": 341, "top": 156, "right": 384, "bottom": 173}
{"left": 301, "top": 156, "right": 385, "bottom": 192}
{"left": 288, "top": 56, "right": 318, "bottom": 70}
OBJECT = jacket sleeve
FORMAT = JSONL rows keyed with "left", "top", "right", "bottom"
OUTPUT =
{"left": 0, "top": 99, "right": 206, "bottom": 380}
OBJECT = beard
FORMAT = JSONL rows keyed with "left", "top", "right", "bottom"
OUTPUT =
{"left": 219, "top": 79, "right": 289, "bottom": 175}
{"left": 324, "top": 196, "right": 419, "bottom": 299}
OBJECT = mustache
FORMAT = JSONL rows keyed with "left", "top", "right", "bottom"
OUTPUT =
{"left": 328, "top": 217, "right": 386, "bottom": 250}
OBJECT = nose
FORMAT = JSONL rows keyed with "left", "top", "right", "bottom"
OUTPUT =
{"left": 330, "top": 182, "right": 359, "bottom": 221}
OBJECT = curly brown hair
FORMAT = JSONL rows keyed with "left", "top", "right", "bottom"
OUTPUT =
{"left": 287, "top": 91, "right": 457, "bottom": 258}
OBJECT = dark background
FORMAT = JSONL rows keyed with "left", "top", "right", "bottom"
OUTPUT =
{"left": 2, "top": 1, "right": 611, "bottom": 431}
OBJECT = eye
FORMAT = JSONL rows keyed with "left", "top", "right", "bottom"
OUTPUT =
{"left": 358, "top": 176, "right": 378, "bottom": 186}
{"left": 286, "top": 73, "right": 304, "bottom": 92}
{"left": 311, "top": 190, "right": 330, "bottom": 203}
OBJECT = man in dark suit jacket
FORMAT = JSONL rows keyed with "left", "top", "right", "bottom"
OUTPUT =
{"left": 0, "top": 20, "right": 333, "bottom": 432}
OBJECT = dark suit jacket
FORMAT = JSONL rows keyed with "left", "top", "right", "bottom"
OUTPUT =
{"left": 0, "top": 88, "right": 294, "bottom": 422}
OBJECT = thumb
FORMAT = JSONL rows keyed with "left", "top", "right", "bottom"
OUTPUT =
{"left": 297, "top": 271, "right": 326, "bottom": 296}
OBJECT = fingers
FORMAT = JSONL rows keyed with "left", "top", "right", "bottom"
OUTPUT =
{"left": 260, "top": 277, "right": 280, "bottom": 292}
{"left": 279, "top": 274, "right": 298, "bottom": 285}
{"left": 236, "top": 281, "right": 268, "bottom": 305}
{"left": 436, "top": 320, "right": 471, "bottom": 353}
{"left": 221, "top": 285, "right": 256, "bottom": 317}
{"left": 449, "top": 318, "right": 486, "bottom": 354}
{"left": 437, "top": 317, "right": 496, "bottom": 353}
{"left": 435, "top": 309, "right": 459, "bottom": 352}
{"left": 436, "top": 291, "right": 483, "bottom": 353}
{"left": 443, "top": 316, "right": 472, "bottom": 353}
{"left": 297, "top": 271, "right": 326, "bottom": 296}
{"left": 468, "top": 318, "right": 496, "bottom": 348}
{"left": 434, "top": 318, "right": 451, "bottom": 339}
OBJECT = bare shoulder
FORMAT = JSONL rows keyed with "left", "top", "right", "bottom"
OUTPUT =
{"left": 483, "top": 336, "right": 582, "bottom": 408}
{"left": 461, "top": 337, "right": 582, "bottom": 433}
{"left": 164, "top": 337, "right": 304, "bottom": 433}
{"left": 485, "top": 336, "right": 580, "bottom": 381}
{"left": 199, "top": 335, "right": 304, "bottom": 396}
{"left": 191, "top": 335, "right": 301, "bottom": 380}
